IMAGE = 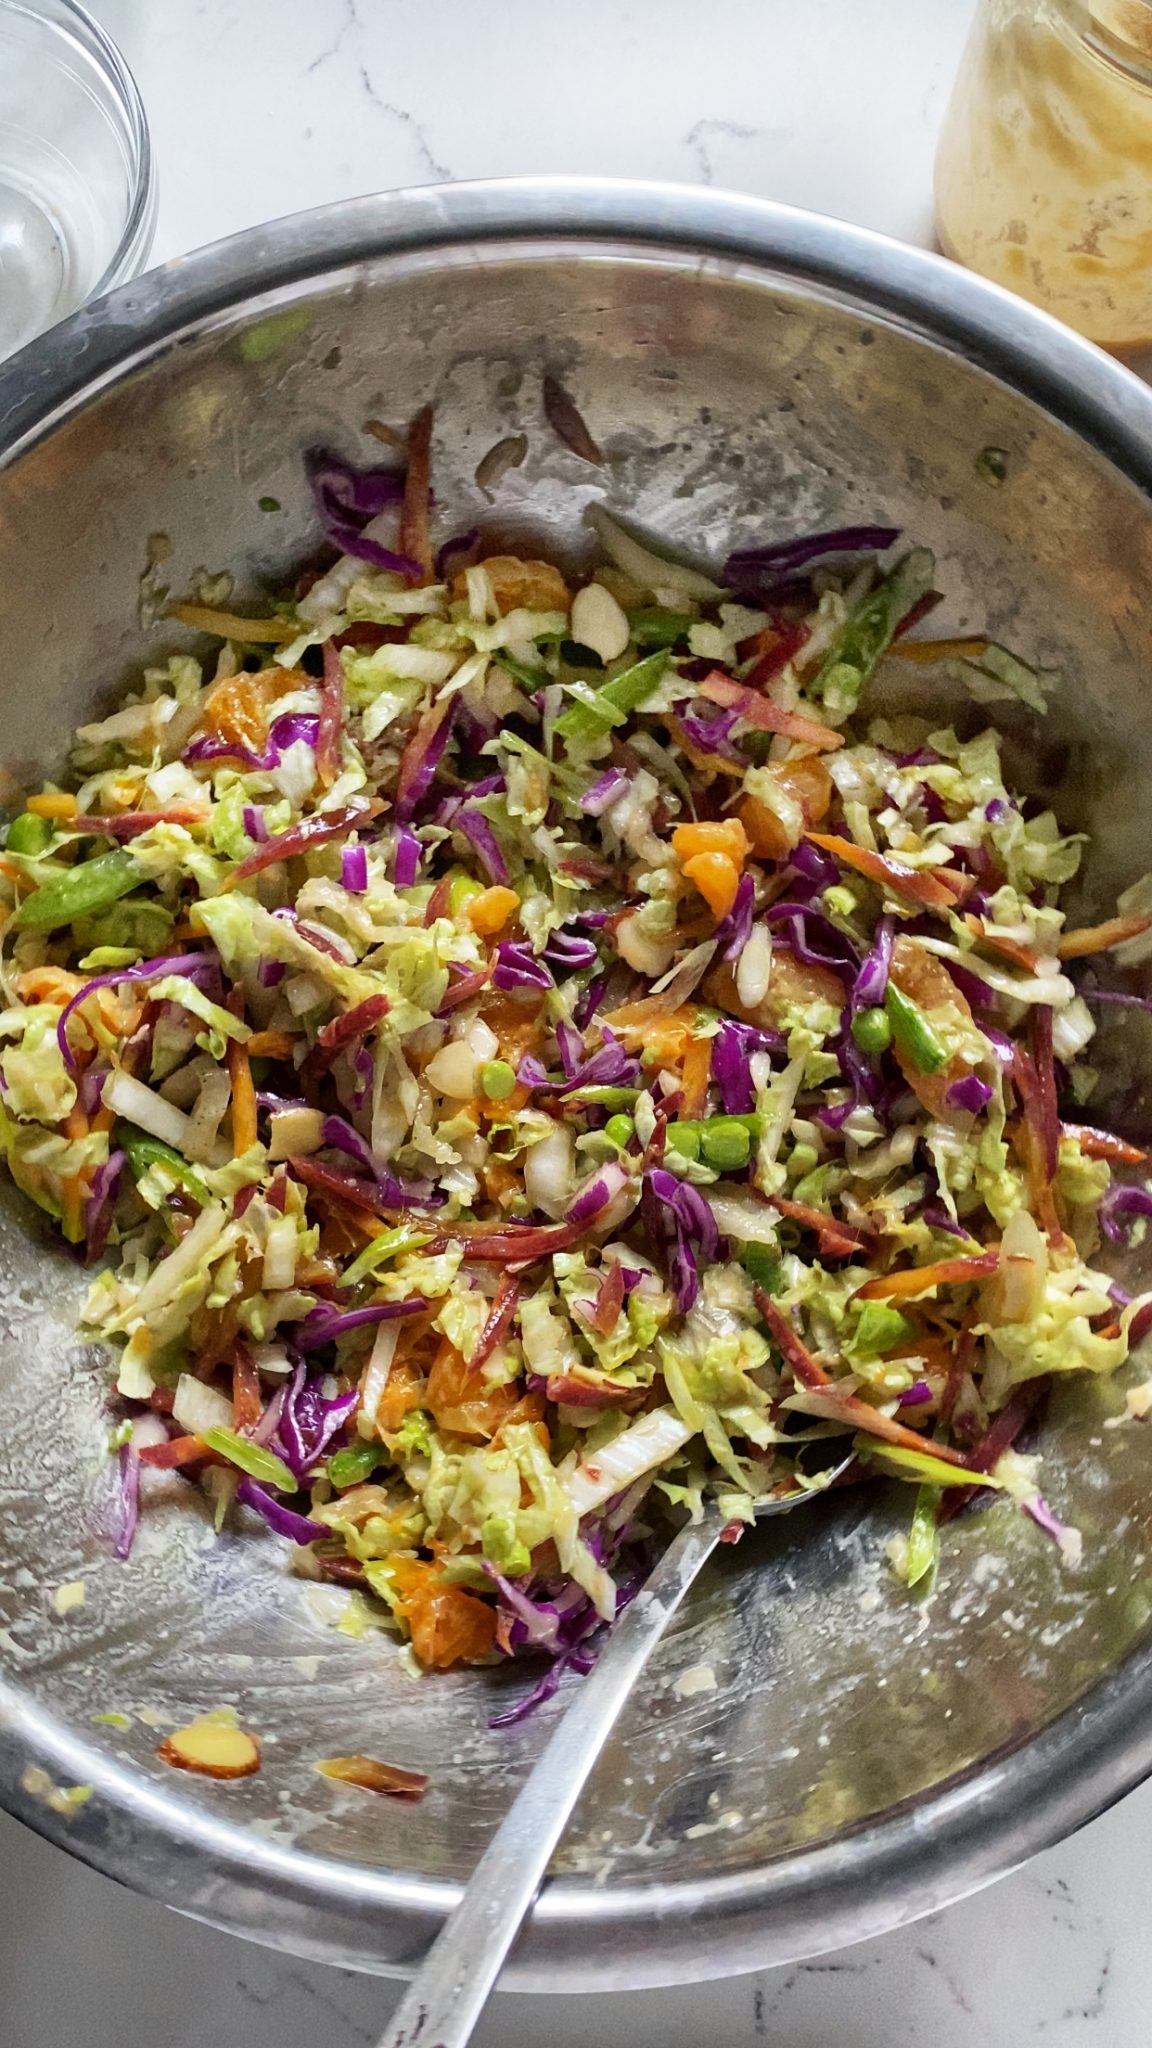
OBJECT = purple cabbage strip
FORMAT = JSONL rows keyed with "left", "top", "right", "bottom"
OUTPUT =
{"left": 393, "top": 824, "right": 422, "bottom": 887}
{"left": 56, "top": 951, "right": 215, "bottom": 1074}
{"left": 242, "top": 804, "right": 268, "bottom": 843}
{"left": 643, "top": 1166, "right": 724, "bottom": 1313}
{"left": 318, "top": 1114, "right": 443, "bottom": 1207}
{"left": 434, "top": 527, "right": 481, "bottom": 581}
{"left": 493, "top": 940, "right": 553, "bottom": 993}
{"left": 85, "top": 1148, "right": 124, "bottom": 1262}
{"left": 395, "top": 697, "right": 456, "bottom": 823}
{"left": 341, "top": 842, "right": 368, "bottom": 894}
{"left": 296, "top": 1301, "right": 428, "bottom": 1353}
{"left": 724, "top": 523, "right": 900, "bottom": 595}
{"left": 582, "top": 767, "right": 628, "bottom": 816}
{"left": 236, "top": 1477, "right": 325, "bottom": 1546}
{"left": 712, "top": 1019, "right": 778, "bottom": 1115}
{"left": 543, "top": 928, "right": 600, "bottom": 976}
{"left": 323, "top": 522, "right": 423, "bottom": 581}
{"left": 788, "top": 839, "right": 841, "bottom": 892}
{"left": 518, "top": 1030, "right": 638, "bottom": 1097}
{"left": 898, "top": 1381, "right": 933, "bottom": 1407}
{"left": 945, "top": 1073, "right": 993, "bottom": 1114}
{"left": 946, "top": 960, "right": 996, "bottom": 1010}
{"left": 1023, "top": 1494, "right": 1069, "bottom": 1547}
{"left": 714, "top": 872, "right": 756, "bottom": 963}
{"left": 919, "top": 1205, "right": 978, "bottom": 1243}
{"left": 186, "top": 710, "right": 320, "bottom": 774}
{"left": 1083, "top": 987, "right": 1152, "bottom": 1017}
{"left": 764, "top": 900, "right": 859, "bottom": 976}
{"left": 455, "top": 807, "right": 509, "bottom": 885}
{"left": 258, "top": 959, "right": 286, "bottom": 987}
{"left": 676, "top": 705, "right": 745, "bottom": 763}
{"left": 852, "top": 915, "right": 894, "bottom": 1011}
{"left": 306, "top": 448, "right": 406, "bottom": 522}
{"left": 574, "top": 973, "right": 609, "bottom": 1031}
{"left": 982, "top": 1024, "right": 1017, "bottom": 1065}
{"left": 275, "top": 1364, "right": 363, "bottom": 1476}
{"left": 1100, "top": 1183, "right": 1152, "bottom": 1245}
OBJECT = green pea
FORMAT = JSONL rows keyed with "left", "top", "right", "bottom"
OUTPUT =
{"left": 604, "top": 1114, "right": 635, "bottom": 1149}
{"left": 6, "top": 812, "right": 53, "bottom": 857}
{"left": 665, "top": 1121, "right": 701, "bottom": 1161}
{"left": 851, "top": 1005, "right": 893, "bottom": 1053}
{"left": 327, "top": 1442, "right": 385, "bottom": 1490}
{"left": 700, "top": 1118, "right": 752, "bottom": 1171}
{"left": 481, "top": 1059, "right": 517, "bottom": 1101}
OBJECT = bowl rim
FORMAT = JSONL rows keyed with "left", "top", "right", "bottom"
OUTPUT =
{"left": 3, "top": 176, "right": 1152, "bottom": 1989}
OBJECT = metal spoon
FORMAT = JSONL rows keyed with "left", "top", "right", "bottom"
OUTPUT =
{"left": 376, "top": 1461, "right": 852, "bottom": 2048}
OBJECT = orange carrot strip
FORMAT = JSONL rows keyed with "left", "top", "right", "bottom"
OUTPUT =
{"left": 227, "top": 1039, "right": 257, "bottom": 1155}
{"left": 963, "top": 913, "right": 1042, "bottom": 974}
{"left": 679, "top": 1034, "right": 713, "bottom": 1120}
{"left": 1061, "top": 1121, "right": 1148, "bottom": 1166}
{"left": 698, "top": 673, "right": 844, "bottom": 751}
{"left": 853, "top": 1253, "right": 1000, "bottom": 1301}
{"left": 231, "top": 1342, "right": 263, "bottom": 1431}
{"left": 1057, "top": 913, "right": 1152, "bottom": 960}
{"left": 886, "top": 637, "right": 990, "bottom": 664}
{"left": 168, "top": 603, "right": 296, "bottom": 644}
{"left": 806, "top": 832, "right": 965, "bottom": 912}
{"left": 138, "top": 1434, "right": 213, "bottom": 1468}
{"left": 245, "top": 1030, "right": 296, "bottom": 1059}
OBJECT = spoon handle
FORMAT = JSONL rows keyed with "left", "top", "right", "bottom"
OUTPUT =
{"left": 376, "top": 1510, "right": 724, "bottom": 2048}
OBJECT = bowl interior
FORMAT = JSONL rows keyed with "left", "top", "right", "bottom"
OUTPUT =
{"left": 1, "top": 223, "right": 1152, "bottom": 1984}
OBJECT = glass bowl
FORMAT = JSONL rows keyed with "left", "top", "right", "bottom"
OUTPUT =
{"left": 0, "top": 0, "right": 155, "bottom": 362}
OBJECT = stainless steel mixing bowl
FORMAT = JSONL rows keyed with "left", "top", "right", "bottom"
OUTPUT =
{"left": 1, "top": 179, "right": 1152, "bottom": 1991}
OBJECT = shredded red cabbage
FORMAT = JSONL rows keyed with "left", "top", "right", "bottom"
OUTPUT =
{"left": 455, "top": 807, "right": 508, "bottom": 885}
{"left": 236, "top": 1476, "right": 326, "bottom": 1545}
{"left": 85, "top": 1148, "right": 124, "bottom": 1262}
{"left": 393, "top": 825, "right": 421, "bottom": 887}
{"left": 642, "top": 1167, "right": 724, "bottom": 1313}
{"left": 306, "top": 448, "right": 406, "bottom": 522}
{"left": 242, "top": 804, "right": 268, "bottom": 843}
{"left": 434, "top": 528, "right": 481, "bottom": 580}
{"left": 565, "top": 1161, "right": 631, "bottom": 1225}
{"left": 341, "top": 843, "right": 368, "bottom": 894}
{"left": 1023, "top": 1494, "right": 1069, "bottom": 1546}
{"left": 946, "top": 1073, "right": 993, "bottom": 1114}
{"left": 714, "top": 872, "right": 755, "bottom": 962}
{"left": 764, "top": 901, "right": 859, "bottom": 976}
{"left": 57, "top": 951, "right": 215, "bottom": 1073}
{"left": 1100, "top": 1183, "right": 1152, "bottom": 1244}
{"left": 395, "top": 699, "right": 455, "bottom": 822}
{"left": 852, "top": 915, "right": 894, "bottom": 1010}
{"left": 724, "top": 523, "right": 900, "bottom": 597}
{"left": 712, "top": 1019, "right": 778, "bottom": 1114}
{"left": 582, "top": 767, "right": 628, "bottom": 816}
{"left": 493, "top": 940, "right": 553, "bottom": 993}
{"left": 296, "top": 1300, "right": 427, "bottom": 1353}
{"left": 543, "top": 928, "right": 600, "bottom": 976}
{"left": 1083, "top": 986, "right": 1152, "bottom": 1017}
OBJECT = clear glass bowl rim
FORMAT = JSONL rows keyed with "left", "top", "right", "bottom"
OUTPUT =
{"left": 0, "top": 0, "right": 157, "bottom": 299}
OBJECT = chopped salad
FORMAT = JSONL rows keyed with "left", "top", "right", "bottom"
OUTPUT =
{"left": 3, "top": 414, "right": 1152, "bottom": 1711}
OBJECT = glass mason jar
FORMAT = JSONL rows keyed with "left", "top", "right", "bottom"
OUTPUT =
{"left": 935, "top": 0, "right": 1152, "bottom": 353}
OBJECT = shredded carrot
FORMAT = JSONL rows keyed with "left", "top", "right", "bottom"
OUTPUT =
{"left": 14, "top": 966, "right": 84, "bottom": 1005}
{"left": 963, "top": 914, "right": 1042, "bottom": 974}
{"left": 227, "top": 1039, "right": 257, "bottom": 1155}
{"left": 679, "top": 1034, "right": 712, "bottom": 1120}
{"left": 26, "top": 790, "right": 78, "bottom": 819}
{"left": 245, "top": 1029, "right": 296, "bottom": 1060}
{"left": 1057, "top": 912, "right": 1152, "bottom": 960}
{"left": 853, "top": 1253, "right": 1000, "bottom": 1301}
{"left": 886, "top": 636, "right": 990, "bottom": 664}
{"left": 231, "top": 1343, "right": 263, "bottom": 1431}
{"left": 806, "top": 832, "right": 966, "bottom": 912}
{"left": 1062, "top": 1122, "right": 1148, "bottom": 1165}
{"left": 168, "top": 603, "right": 296, "bottom": 644}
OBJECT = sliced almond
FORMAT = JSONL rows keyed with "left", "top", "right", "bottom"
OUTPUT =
{"left": 315, "top": 1754, "right": 429, "bottom": 1801}
{"left": 571, "top": 581, "right": 630, "bottom": 664}
{"left": 158, "top": 1717, "right": 261, "bottom": 1779}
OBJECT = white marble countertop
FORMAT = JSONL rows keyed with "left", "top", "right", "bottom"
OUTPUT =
{"left": 7, "top": 0, "right": 1152, "bottom": 2041}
